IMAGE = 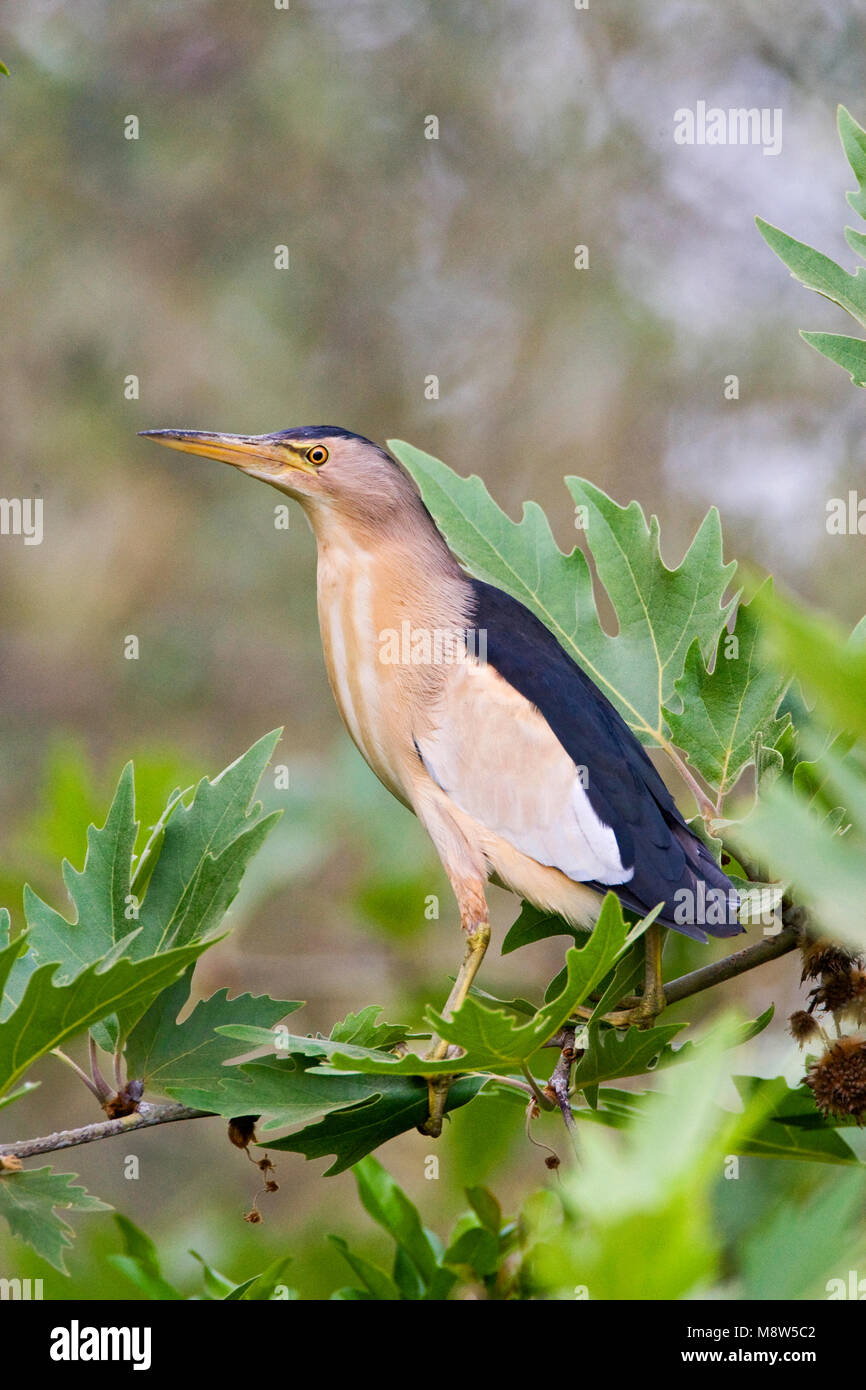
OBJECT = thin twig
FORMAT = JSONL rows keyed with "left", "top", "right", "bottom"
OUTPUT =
{"left": 88, "top": 1034, "right": 112, "bottom": 1100}
{"left": 544, "top": 1026, "right": 577, "bottom": 1133}
{"left": 659, "top": 739, "right": 718, "bottom": 823}
{"left": 487, "top": 1072, "right": 537, "bottom": 1099}
{"left": 50, "top": 1049, "right": 104, "bottom": 1105}
{"left": 662, "top": 925, "right": 800, "bottom": 1007}
{"left": 520, "top": 1062, "right": 555, "bottom": 1110}
{"left": 0, "top": 1102, "right": 213, "bottom": 1160}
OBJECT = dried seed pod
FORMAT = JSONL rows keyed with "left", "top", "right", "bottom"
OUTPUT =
{"left": 819, "top": 970, "right": 862, "bottom": 1015}
{"left": 800, "top": 938, "right": 860, "bottom": 983}
{"left": 805, "top": 1036, "right": 866, "bottom": 1123}
{"left": 228, "top": 1115, "right": 258, "bottom": 1150}
{"left": 788, "top": 1010, "right": 821, "bottom": 1045}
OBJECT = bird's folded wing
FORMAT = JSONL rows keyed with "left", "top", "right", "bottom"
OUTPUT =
{"left": 416, "top": 658, "right": 633, "bottom": 887}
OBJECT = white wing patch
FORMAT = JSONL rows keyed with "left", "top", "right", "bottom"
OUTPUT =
{"left": 417, "top": 659, "right": 632, "bottom": 887}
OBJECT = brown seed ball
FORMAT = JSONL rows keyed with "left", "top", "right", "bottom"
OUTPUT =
{"left": 820, "top": 971, "right": 860, "bottom": 1015}
{"left": 805, "top": 1036, "right": 866, "bottom": 1122}
{"left": 800, "top": 939, "right": 860, "bottom": 983}
{"left": 788, "top": 1010, "right": 821, "bottom": 1045}
{"left": 228, "top": 1115, "right": 258, "bottom": 1150}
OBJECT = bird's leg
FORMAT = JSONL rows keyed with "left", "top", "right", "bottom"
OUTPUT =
{"left": 420, "top": 880, "right": 491, "bottom": 1139}
{"left": 625, "top": 922, "right": 666, "bottom": 1028}
{"left": 429, "top": 919, "right": 492, "bottom": 1053}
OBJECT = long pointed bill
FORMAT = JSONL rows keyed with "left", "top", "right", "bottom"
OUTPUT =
{"left": 138, "top": 429, "right": 314, "bottom": 478}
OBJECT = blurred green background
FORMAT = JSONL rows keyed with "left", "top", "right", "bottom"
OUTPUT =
{"left": 1, "top": 0, "right": 865, "bottom": 1298}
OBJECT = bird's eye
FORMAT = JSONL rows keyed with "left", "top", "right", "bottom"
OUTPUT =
{"left": 306, "top": 445, "right": 329, "bottom": 465}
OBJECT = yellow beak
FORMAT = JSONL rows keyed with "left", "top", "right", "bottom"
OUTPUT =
{"left": 138, "top": 430, "right": 315, "bottom": 476}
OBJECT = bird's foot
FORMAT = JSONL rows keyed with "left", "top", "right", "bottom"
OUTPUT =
{"left": 622, "top": 984, "right": 666, "bottom": 1030}
{"left": 621, "top": 921, "right": 667, "bottom": 1029}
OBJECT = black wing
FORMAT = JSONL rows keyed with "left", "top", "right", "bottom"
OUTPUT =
{"left": 468, "top": 579, "right": 741, "bottom": 941}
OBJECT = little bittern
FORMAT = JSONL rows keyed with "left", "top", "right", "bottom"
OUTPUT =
{"left": 142, "top": 427, "right": 741, "bottom": 1135}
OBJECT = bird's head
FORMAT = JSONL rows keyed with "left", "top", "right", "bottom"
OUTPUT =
{"left": 139, "top": 426, "right": 420, "bottom": 531}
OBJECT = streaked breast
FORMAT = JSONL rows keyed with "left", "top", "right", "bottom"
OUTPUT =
{"left": 317, "top": 548, "right": 405, "bottom": 798}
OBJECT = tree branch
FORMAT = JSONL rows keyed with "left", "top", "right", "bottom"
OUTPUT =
{"left": 0, "top": 906, "right": 807, "bottom": 1159}
{"left": 662, "top": 924, "right": 800, "bottom": 1007}
{"left": 0, "top": 1102, "right": 213, "bottom": 1160}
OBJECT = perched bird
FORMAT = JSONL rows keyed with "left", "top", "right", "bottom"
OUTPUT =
{"left": 141, "top": 426, "right": 741, "bottom": 1133}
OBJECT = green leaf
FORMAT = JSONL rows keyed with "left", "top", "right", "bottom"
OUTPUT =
{"left": 352, "top": 1156, "right": 439, "bottom": 1288}
{"left": 741, "top": 1167, "right": 866, "bottom": 1298}
{"left": 0, "top": 1080, "right": 39, "bottom": 1110}
{"left": 756, "top": 217, "right": 866, "bottom": 330}
{"left": 390, "top": 440, "right": 736, "bottom": 747}
{"left": 792, "top": 731, "right": 856, "bottom": 809}
{"left": 732, "top": 1076, "right": 861, "bottom": 1165}
{"left": 169, "top": 1040, "right": 485, "bottom": 1170}
{"left": 800, "top": 331, "right": 866, "bottom": 385}
{"left": 839, "top": 104, "right": 866, "bottom": 223}
{"left": 466, "top": 984, "right": 538, "bottom": 1020}
{"left": 108, "top": 1255, "right": 182, "bottom": 1300}
{"left": 664, "top": 583, "right": 789, "bottom": 802}
{"left": 211, "top": 1024, "right": 414, "bottom": 1067}
{"left": 587, "top": 943, "right": 644, "bottom": 1023}
{"left": 569, "top": 1009, "right": 772, "bottom": 1102}
{"left": 107, "top": 1214, "right": 183, "bottom": 1299}
{"left": 164, "top": 1050, "right": 380, "bottom": 1128}
{"left": 501, "top": 902, "right": 580, "bottom": 956}
{"left": 443, "top": 1225, "right": 500, "bottom": 1278}
{"left": 756, "top": 111, "right": 866, "bottom": 386}
{"left": 0, "top": 60, "right": 9, "bottom": 76}
{"left": 113, "top": 1212, "right": 161, "bottom": 1268}
{"left": 328, "top": 1005, "right": 419, "bottom": 1051}
{"left": 22, "top": 733, "right": 283, "bottom": 974}
{"left": 576, "top": 1078, "right": 860, "bottom": 1166}
{"left": 0, "top": 931, "right": 210, "bottom": 1096}
{"left": 570, "top": 1022, "right": 686, "bottom": 1092}
{"left": 125, "top": 970, "right": 300, "bottom": 1095}
{"left": 743, "top": 746, "right": 866, "bottom": 950}
{"left": 132, "top": 730, "right": 283, "bottom": 957}
{"left": 22, "top": 763, "right": 138, "bottom": 979}
{"left": 328, "top": 1235, "right": 401, "bottom": 1300}
{"left": 189, "top": 1249, "right": 237, "bottom": 1299}
{"left": 166, "top": 1052, "right": 389, "bottom": 1127}
{"left": 754, "top": 586, "right": 866, "bottom": 743}
{"left": 231, "top": 1255, "right": 295, "bottom": 1300}
{"left": 751, "top": 728, "right": 785, "bottom": 793}
{"left": 465, "top": 1185, "right": 502, "bottom": 1234}
{"left": 129, "top": 788, "right": 187, "bottom": 900}
{"left": 265, "top": 1074, "right": 484, "bottom": 1175}
{"left": 0, "top": 933, "right": 38, "bottom": 1024}
{"left": 0, "top": 1167, "right": 110, "bottom": 1273}
{"left": 528, "top": 1030, "right": 744, "bottom": 1299}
